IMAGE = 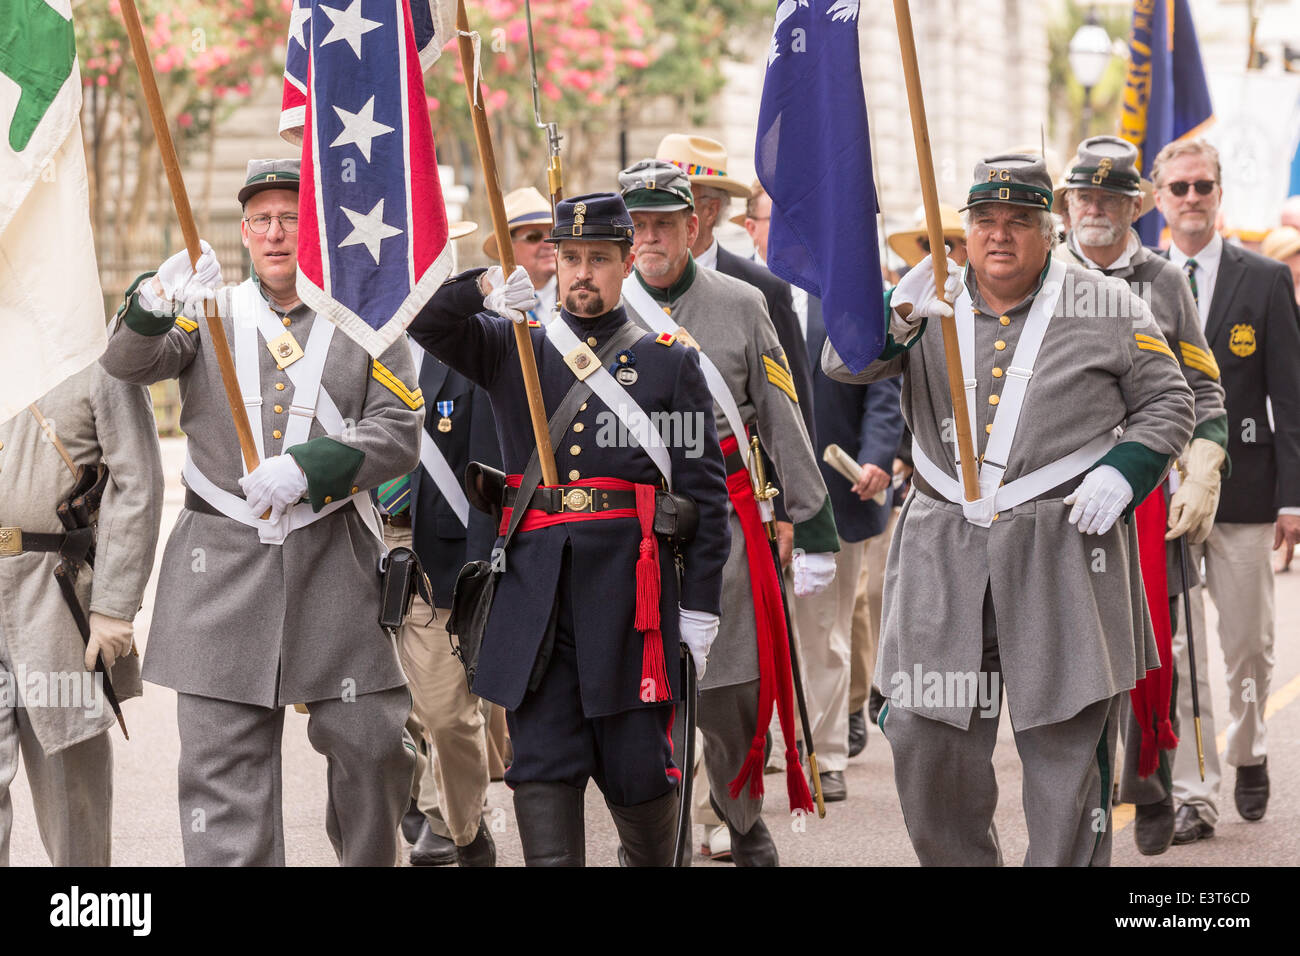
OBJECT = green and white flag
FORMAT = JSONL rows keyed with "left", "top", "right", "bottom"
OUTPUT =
{"left": 0, "top": 0, "right": 105, "bottom": 424}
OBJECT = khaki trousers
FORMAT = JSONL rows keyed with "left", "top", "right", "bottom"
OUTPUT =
{"left": 851, "top": 509, "right": 897, "bottom": 714}
{"left": 1171, "top": 522, "right": 1275, "bottom": 824}
{"left": 387, "top": 525, "right": 490, "bottom": 847}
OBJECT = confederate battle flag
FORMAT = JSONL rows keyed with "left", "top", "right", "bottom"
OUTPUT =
{"left": 279, "top": 0, "right": 453, "bottom": 356}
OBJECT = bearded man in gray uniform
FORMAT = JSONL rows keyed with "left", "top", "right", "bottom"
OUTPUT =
{"left": 0, "top": 364, "right": 163, "bottom": 866}
{"left": 1057, "top": 136, "right": 1228, "bottom": 857}
{"left": 618, "top": 160, "right": 838, "bottom": 866}
{"left": 100, "top": 159, "right": 422, "bottom": 866}
{"left": 824, "top": 154, "right": 1195, "bottom": 866}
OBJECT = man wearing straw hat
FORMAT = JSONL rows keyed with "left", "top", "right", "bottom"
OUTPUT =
{"left": 824, "top": 153, "right": 1195, "bottom": 865}
{"left": 483, "top": 187, "right": 557, "bottom": 322}
{"left": 888, "top": 204, "right": 968, "bottom": 270}
{"left": 1057, "top": 135, "right": 1228, "bottom": 857}
{"left": 100, "top": 158, "right": 424, "bottom": 866}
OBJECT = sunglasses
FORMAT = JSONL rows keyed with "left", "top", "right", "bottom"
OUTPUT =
{"left": 513, "top": 229, "right": 546, "bottom": 243}
{"left": 1161, "top": 180, "right": 1217, "bottom": 197}
{"left": 918, "top": 237, "right": 961, "bottom": 253}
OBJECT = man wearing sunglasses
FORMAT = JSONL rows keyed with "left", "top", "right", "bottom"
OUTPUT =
{"left": 100, "top": 158, "right": 424, "bottom": 866}
{"left": 1153, "top": 138, "right": 1300, "bottom": 843}
{"left": 1057, "top": 136, "right": 1227, "bottom": 858}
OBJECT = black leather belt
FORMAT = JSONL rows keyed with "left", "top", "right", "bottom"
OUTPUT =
{"left": 724, "top": 448, "right": 745, "bottom": 475}
{"left": 503, "top": 485, "right": 637, "bottom": 514}
{"left": 383, "top": 512, "right": 412, "bottom": 528}
{"left": 0, "top": 528, "right": 69, "bottom": 556}
{"left": 184, "top": 490, "right": 223, "bottom": 517}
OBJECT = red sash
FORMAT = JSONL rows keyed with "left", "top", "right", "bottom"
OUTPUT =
{"left": 1131, "top": 488, "right": 1179, "bottom": 777}
{"left": 720, "top": 434, "right": 815, "bottom": 815}
{"left": 500, "top": 476, "right": 671, "bottom": 703}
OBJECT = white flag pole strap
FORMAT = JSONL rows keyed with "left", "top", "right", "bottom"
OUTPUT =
{"left": 544, "top": 316, "right": 674, "bottom": 489}
{"left": 233, "top": 292, "right": 266, "bottom": 469}
{"left": 621, "top": 276, "right": 750, "bottom": 472}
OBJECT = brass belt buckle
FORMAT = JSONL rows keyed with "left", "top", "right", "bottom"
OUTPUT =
{"left": 0, "top": 527, "right": 22, "bottom": 556}
{"left": 561, "top": 488, "right": 592, "bottom": 513}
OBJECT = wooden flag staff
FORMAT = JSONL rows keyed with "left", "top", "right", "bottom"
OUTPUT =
{"left": 892, "top": 0, "right": 979, "bottom": 502}
{"left": 118, "top": 0, "right": 260, "bottom": 475}
{"left": 456, "top": 0, "right": 559, "bottom": 487}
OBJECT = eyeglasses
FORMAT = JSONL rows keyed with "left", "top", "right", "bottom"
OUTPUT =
{"left": 1161, "top": 180, "right": 1217, "bottom": 197}
{"left": 513, "top": 230, "right": 546, "bottom": 244}
{"left": 244, "top": 213, "right": 299, "bottom": 234}
{"left": 919, "top": 237, "right": 960, "bottom": 253}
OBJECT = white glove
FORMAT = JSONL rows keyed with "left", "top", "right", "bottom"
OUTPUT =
{"left": 793, "top": 551, "right": 836, "bottom": 597}
{"left": 889, "top": 254, "right": 961, "bottom": 344}
{"left": 86, "top": 612, "right": 134, "bottom": 671}
{"left": 151, "top": 240, "right": 221, "bottom": 305}
{"left": 1166, "top": 438, "right": 1225, "bottom": 544}
{"left": 678, "top": 606, "right": 720, "bottom": 682}
{"left": 482, "top": 265, "right": 539, "bottom": 324}
{"left": 238, "top": 454, "right": 309, "bottom": 523}
{"left": 1065, "top": 464, "right": 1133, "bottom": 535}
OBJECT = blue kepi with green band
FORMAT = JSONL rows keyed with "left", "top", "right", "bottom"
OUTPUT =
{"left": 960, "top": 153, "right": 1054, "bottom": 212}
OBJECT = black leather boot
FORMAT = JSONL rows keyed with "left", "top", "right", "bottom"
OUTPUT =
{"left": 456, "top": 819, "right": 497, "bottom": 867}
{"left": 710, "top": 794, "right": 779, "bottom": 867}
{"left": 608, "top": 790, "right": 680, "bottom": 867}
{"left": 1133, "top": 795, "right": 1175, "bottom": 856}
{"left": 513, "top": 782, "right": 585, "bottom": 867}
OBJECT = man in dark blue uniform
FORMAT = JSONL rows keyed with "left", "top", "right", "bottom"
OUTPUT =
{"left": 408, "top": 193, "right": 731, "bottom": 866}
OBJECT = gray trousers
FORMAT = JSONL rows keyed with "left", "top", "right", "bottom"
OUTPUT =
{"left": 176, "top": 687, "right": 414, "bottom": 866}
{"left": 0, "top": 705, "right": 112, "bottom": 867}
{"left": 697, "top": 679, "right": 763, "bottom": 835}
{"left": 881, "top": 589, "right": 1120, "bottom": 866}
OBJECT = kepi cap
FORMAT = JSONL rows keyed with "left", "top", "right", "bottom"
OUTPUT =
{"left": 545, "top": 192, "right": 635, "bottom": 245}
{"left": 238, "top": 158, "right": 300, "bottom": 204}
{"left": 619, "top": 159, "right": 694, "bottom": 212}
{"left": 960, "top": 154, "right": 1054, "bottom": 212}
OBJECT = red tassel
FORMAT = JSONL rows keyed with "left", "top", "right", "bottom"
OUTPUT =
{"left": 640, "top": 629, "right": 671, "bottom": 702}
{"left": 1137, "top": 728, "right": 1159, "bottom": 779}
{"left": 634, "top": 539, "right": 660, "bottom": 631}
{"left": 1156, "top": 718, "right": 1179, "bottom": 751}
{"left": 728, "top": 742, "right": 767, "bottom": 800}
{"left": 786, "top": 757, "right": 814, "bottom": 815}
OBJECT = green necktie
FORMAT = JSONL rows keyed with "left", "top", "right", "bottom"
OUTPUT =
{"left": 1184, "top": 258, "right": 1199, "bottom": 305}
{"left": 377, "top": 474, "right": 411, "bottom": 515}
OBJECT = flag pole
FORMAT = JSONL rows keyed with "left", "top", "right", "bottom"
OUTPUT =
{"left": 118, "top": 0, "right": 260, "bottom": 475}
{"left": 892, "top": 0, "right": 979, "bottom": 501}
{"left": 456, "top": 0, "right": 559, "bottom": 487}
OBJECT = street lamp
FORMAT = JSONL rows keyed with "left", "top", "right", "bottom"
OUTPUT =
{"left": 1069, "top": 10, "right": 1113, "bottom": 144}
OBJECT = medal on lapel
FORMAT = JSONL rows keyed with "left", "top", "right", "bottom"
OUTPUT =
{"left": 266, "top": 330, "right": 304, "bottom": 369}
{"left": 612, "top": 348, "right": 638, "bottom": 386}
{"left": 436, "top": 400, "right": 454, "bottom": 433}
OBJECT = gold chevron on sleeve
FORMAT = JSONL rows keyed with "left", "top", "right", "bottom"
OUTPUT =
{"left": 174, "top": 316, "right": 199, "bottom": 333}
{"left": 1178, "top": 341, "right": 1221, "bottom": 380}
{"left": 371, "top": 360, "right": 425, "bottom": 410}
{"left": 1134, "top": 333, "right": 1176, "bottom": 361}
{"left": 762, "top": 354, "right": 799, "bottom": 402}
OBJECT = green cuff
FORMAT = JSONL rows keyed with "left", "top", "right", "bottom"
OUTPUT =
{"left": 287, "top": 437, "right": 365, "bottom": 512}
{"left": 876, "top": 289, "right": 928, "bottom": 360}
{"left": 1095, "top": 441, "right": 1172, "bottom": 519}
{"left": 1192, "top": 414, "right": 1231, "bottom": 478}
{"left": 119, "top": 271, "right": 175, "bottom": 336}
{"left": 793, "top": 495, "right": 840, "bottom": 554}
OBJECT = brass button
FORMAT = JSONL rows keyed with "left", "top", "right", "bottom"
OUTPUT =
{"left": 282, "top": 317, "right": 292, "bottom": 327}
{"left": 275, "top": 382, "right": 286, "bottom": 391}
{"left": 274, "top": 404, "right": 284, "bottom": 414}
{"left": 999, "top": 315, "right": 1010, "bottom": 326}
{"left": 568, "top": 469, "right": 580, "bottom": 481}
{"left": 992, "top": 512, "right": 999, "bottom": 521}
{"left": 988, "top": 395, "right": 1000, "bottom": 406}
{"left": 324, "top": 495, "right": 333, "bottom": 504}
{"left": 351, "top": 486, "right": 359, "bottom": 494}
{"left": 586, "top": 336, "right": 598, "bottom": 347}
{"left": 579, "top": 403, "right": 588, "bottom": 412}
{"left": 569, "top": 444, "right": 581, "bottom": 456}
{"left": 994, "top": 340, "right": 1007, "bottom": 351}
{"left": 273, "top": 429, "right": 283, "bottom": 439}
{"left": 573, "top": 422, "right": 584, "bottom": 433}
{"left": 985, "top": 423, "right": 993, "bottom": 435}
{"left": 992, "top": 367, "right": 1003, "bottom": 379}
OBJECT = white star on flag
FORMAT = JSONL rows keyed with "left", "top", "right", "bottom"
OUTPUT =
{"left": 288, "top": 1, "right": 311, "bottom": 49}
{"left": 330, "top": 96, "right": 394, "bottom": 162}
{"left": 338, "top": 198, "right": 403, "bottom": 265}
{"left": 319, "top": 0, "right": 382, "bottom": 59}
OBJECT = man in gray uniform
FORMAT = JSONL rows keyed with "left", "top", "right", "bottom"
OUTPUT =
{"left": 1057, "top": 136, "right": 1228, "bottom": 856}
{"left": 825, "top": 154, "right": 1195, "bottom": 866}
{"left": 100, "top": 159, "right": 423, "bottom": 866}
{"left": 617, "top": 160, "right": 838, "bottom": 866}
{"left": 0, "top": 364, "right": 163, "bottom": 865}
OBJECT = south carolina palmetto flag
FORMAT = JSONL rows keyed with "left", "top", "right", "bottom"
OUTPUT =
{"left": 279, "top": 0, "right": 453, "bottom": 357}
{"left": 0, "top": 0, "right": 106, "bottom": 423}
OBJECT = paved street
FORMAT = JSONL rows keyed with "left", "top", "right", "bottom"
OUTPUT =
{"left": 10, "top": 436, "right": 1299, "bottom": 866}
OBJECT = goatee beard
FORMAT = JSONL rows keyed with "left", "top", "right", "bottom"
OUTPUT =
{"left": 565, "top": 291, "right": 606, "bottom": 320}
